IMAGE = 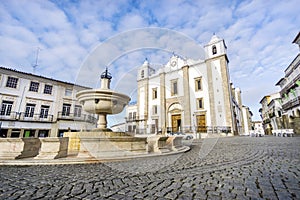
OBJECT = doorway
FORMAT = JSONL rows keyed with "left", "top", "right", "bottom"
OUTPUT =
{"left": 196, "top": 114, "right": 207, "bottom": 132}
{"left": 171, "top": 114, "right": 181, "bottom": 132}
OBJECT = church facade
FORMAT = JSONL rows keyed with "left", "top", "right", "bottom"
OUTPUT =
{"left": 126, "top": 35, "right": 249, "bottom": 135}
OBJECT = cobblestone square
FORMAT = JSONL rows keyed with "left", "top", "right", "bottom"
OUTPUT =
{"left": 0, "top": 136, "right": 299, "bottom": 199}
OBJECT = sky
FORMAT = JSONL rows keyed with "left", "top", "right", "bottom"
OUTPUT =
{"left": 0, "top": 0, "right": 299, "bottom": 123}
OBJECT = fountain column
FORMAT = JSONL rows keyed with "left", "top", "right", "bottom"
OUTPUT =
{"left": 96, "top": 68, "right": 112, "bottom": 130}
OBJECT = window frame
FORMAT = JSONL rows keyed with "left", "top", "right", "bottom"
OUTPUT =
{"left": 196, "top": 98, "right": 204, "bottom": 110}
{"left": 74, "top": 105, "right": 82, "bottom": 117}
{"left": 29, "top": 81, "right": 39, "bottom": 92}
{"left": 152, "top": 88, "right": 158, "bottom": 99}
{"left": 0, "top": 101, "right": 13, "bottom": 116}
{"left": 25, "top": 103, "right": 35, "bottom": 118}
{"left": 6, "top": 76, "right": 19, "bottom": 88}
{"left": 62, "top": 103, "right": 71, "bottom": 116}
{"left": 195, "top": 77, "right": 202, "bottom": 91}
{"left": 171, "top": 79, "right": 178, "bottom": 96}
{"left": 153, "top": 105, "right": 158, "bottom": 115}
{"left": 44, "top": 84, "right": 53, "bottom": 94}
{"left": 65, "top": 89, "right": 72, "bottom": 96}
{"left": 212, "top": 45, "right": 217, "bottom": 55}
{"left": 40, "top": 105, "right": 50, "bottom": 118}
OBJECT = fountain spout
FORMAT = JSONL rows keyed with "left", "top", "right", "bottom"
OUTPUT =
{"left": 100, "top": 67, "right": 112, "bottom": 89}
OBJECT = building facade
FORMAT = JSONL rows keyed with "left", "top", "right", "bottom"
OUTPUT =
{"left": 274, "top": 32, "right": 300, "bottom": 134}
{"left": 0, "top": 67, "right": 97, "bottom": 138}
{"left": 126, "top": 35, "right": 250, "bottom": 135}
{"left": 259, "top": 93, "right": 281, "bottom": 135}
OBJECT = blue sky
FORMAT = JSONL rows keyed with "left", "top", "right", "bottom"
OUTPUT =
{"left": 0, "top": 0, "right": 299, "bottom": 122}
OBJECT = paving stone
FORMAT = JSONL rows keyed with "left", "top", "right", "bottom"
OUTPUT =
{"left": 0, "top": 137, "right": 299, "bottom": 199}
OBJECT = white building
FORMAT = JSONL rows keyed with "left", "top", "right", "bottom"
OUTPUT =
{"left": 259, "top": 93, "right": 281, "bottom": 135}
{"left": 241, "top": 106, "right": 253, "bottom": 135}
{"left": 0, "top": 67, "right": 97, "bottom": 138}
{"left": 126, "top": 35, "right": 250, "bottom": 135}
{"left": 275, "top": 31, "right": 300, "bottom": 134}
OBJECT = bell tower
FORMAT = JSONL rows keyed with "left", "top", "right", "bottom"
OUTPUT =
{"left": 204, "top": 34, "right": 227, "bottom": 59}
{"left": 137, "top": 58, "right": 154, "bottom": 131}
{"left": 204, "top": 34, "right": 234, "bottom": 133}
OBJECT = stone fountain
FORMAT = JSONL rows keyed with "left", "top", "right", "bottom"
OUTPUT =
{"left": 64, "top": 68, "right": 151, "bottom": 159}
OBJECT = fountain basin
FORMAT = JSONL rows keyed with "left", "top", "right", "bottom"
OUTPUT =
{"left": 76, "top": 89, "right": 130, "bottom": 115}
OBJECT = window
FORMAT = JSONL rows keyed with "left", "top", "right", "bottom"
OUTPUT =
{"left": 153, "top": 105, "right": 158, "bottom": 115}
{"left": 212, "top": 45, "right": 217, "bottom": 55}
{"left": 74, "top": 105, "right": 82, "bottom": 117}
{"left": 40, "top": 105, "right": 50, "bottom": 118}
{"left": 133, "top": 112, "right": 136, "bottom": 120}
{"left": 44, "top": 84, "right": 53, "bottom": 94}
{"left": 195, "top": 77, "right": 202, "bottom": 91}
{"left": 141, "top": 70, "right": 144, "bottom": 78}
{"left": 0, "top": 101, "right": 13, "bottom": 116}
{"left": 171, "top": 79, "right": 178, "bottom": 96}
{"left": 197, "top": 98, "right": 204, "bottom": 109}
{"left": 62, "top": 104, "right": 71, "bottom": 116}
{"left": 25, "top": 104, "right": 35, "bottom": 117}
{"left": 29, "top": 81, "right": 39, "bottom": 92}
{"left": 152, "top": 88, "right": 157, "bottom": 99}
{"left": 128, "top": 125, "right": 132, "bottom": 132}
{"left": 6, "top": 77, "right": 18, "bottom": 88}
{"left": 129, "top": 112, "right": 132, "bottom": 120}
{"left": 65, "top": 89, "right": 72, "bottom": 96}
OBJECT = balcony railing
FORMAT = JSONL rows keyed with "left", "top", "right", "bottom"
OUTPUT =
{"left": 0, "top": 112, "right": 19, "bottom": 120}
{"left": 19, "top": 112, "right": 54, "bottom": 122}
{"left": 282, "top": 96, "right": 300, "bottom": 110}
{"left": 0, "top": 112, "right": 54, "bottom": 122}
{"left": 0, "top": 111, "right": 97, "bottom": 124}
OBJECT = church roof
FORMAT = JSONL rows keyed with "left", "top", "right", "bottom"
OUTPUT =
{"left": 208, "top": 34, "right": 222, "bottom": 45}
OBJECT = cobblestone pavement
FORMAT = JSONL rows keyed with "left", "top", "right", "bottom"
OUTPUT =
{"left": 0, "top": 136, "right": 299, "bottom": 200}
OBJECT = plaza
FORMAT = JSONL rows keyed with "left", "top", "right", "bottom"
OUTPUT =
{"left": 0, "top": 136, "right": 299, "bottom": 199}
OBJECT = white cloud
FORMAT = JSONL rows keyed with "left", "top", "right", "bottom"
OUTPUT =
{"left": 0, "top": 0, "right": 299, "bottom": 121}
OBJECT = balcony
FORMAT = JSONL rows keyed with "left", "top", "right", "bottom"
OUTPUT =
{"left": 282, "top": 97, "right": 300, "bottom": 110}
{"left": 0, "top": 112, "right": 54, "bottom": 122}
{"left": 0, "top": 112, "right": 19, "bottom": 121}
{"left": 57, "top": 112, "right": 97, "bottom": 124}
{"left": 19, "top": 113, "right": 54, "bottom": 122}
{"left": 281, "top": 87, "right": 300, "bottom": 110}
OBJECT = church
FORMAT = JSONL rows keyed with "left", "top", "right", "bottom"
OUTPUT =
{"left": 125, "top": 35, "right": 251, "bottom": 135}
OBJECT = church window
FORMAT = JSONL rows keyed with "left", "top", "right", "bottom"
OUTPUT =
{"left": 195, "top": 77, "right": 202, "bottom": 91}
{"left": 153, "top": 105, "right": 158, "bottom": 115}
{"left": 212, "top": 45, "right": 217, "bottom": 55}
{"left": 152, "top": 88, "right": 157, "bottom": 99}
{"left": 197, "top": 98, "right": 204, "bottom": 109}
{"left": 171, "top": 79, "right": 178, "bottom": 96}
{"left": 141, "top": 70, "right": 144, "bottom": 78}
